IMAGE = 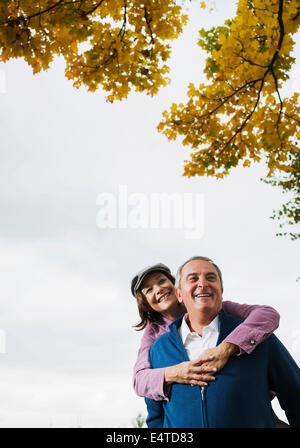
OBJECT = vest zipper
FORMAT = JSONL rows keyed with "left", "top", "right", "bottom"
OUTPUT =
{"left": 201, "top": 386, "right": 207, "bottom": 427}
{"left": 174, "top": 324, "right": 208, "bottom": 427}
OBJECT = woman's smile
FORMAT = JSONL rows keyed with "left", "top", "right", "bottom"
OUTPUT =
{"left": 157, "top": 291, "right": 172, "bottom": 303}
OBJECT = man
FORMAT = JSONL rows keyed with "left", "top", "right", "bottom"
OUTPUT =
{"left": 146, "top": 256, "right": 300, "bottom": 428}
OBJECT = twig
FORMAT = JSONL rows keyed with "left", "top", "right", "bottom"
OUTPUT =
{"left": 84, "top": 0, "right": 105, "bottom": 16}
{"left": 218, "top": 77, "right": 265, "bottom": 153}
{"left": 271, "top": 67, "right": 283, "bottom": 133}
{"left": 144, "top": 7, "right": 155, "bottom": 44}
{"left": 118, "top": 0, "right": 127, "bottom": 41}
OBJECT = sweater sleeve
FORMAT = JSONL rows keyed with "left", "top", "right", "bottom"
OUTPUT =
{"left": 222, "top": 300, "right": 280, "bottom": 355}
{"left": 267, "top": 335, "right": 300, "bottom": 427}
{"left": 133, "top": 323, "right": 169, "bottom": 401}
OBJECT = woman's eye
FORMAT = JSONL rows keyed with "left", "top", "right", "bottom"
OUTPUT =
{"left": 159, "top": 278, "right": 166, "bottom": 284}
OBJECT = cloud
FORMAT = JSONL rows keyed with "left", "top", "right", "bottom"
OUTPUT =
{"left": 0, "top": 366, "right": 143, "bottom": 427}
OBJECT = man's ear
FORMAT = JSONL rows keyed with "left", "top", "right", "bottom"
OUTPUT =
{"left": 175, "top": 288, "right": 183, "bottom": 303}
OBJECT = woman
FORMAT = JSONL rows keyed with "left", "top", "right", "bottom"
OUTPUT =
{"left": 131, "top": 262, "right": 282, "bottom": 406}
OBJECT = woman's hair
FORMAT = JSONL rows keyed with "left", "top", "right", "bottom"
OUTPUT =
{"left": 133, "top": 272, "right": 175, "bottom": 331}
{"left": 133, "top": 290, "right": 164, "bottom": 331}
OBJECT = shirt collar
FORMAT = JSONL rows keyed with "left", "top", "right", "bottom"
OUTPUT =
{"left": 180, "top": 313, "right": 219, "bottom": 344}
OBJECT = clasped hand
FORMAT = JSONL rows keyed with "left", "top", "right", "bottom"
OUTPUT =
{"left": 164, "top": 341, "right": 238, "bottom": 387}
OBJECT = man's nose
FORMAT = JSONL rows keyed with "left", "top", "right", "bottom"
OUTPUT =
{"left": 197, "top": 275, "right": 208, "bottom": 288}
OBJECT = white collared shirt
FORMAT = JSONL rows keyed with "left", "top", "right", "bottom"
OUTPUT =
{"left": 178, "top": 313, "right": 220, "bottom": 361}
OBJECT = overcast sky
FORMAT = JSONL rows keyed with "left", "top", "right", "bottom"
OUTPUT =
{"left": 0, "top": 0, "right": 299, "bottom": 427}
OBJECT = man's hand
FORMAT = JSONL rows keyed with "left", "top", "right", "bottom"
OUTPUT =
{"left": 164, "top": 355, "right": 217, "bottom": 387}
{"left": 200, "top": 342, "right": 239, "bottom": 372}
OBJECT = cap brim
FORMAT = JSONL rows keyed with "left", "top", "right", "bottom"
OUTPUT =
{"left": 134, "top": 268, "right": 167, "bottom": 295}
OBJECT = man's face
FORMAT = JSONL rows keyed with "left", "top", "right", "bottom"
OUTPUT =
{"left": 176, "top": 259, "right": 223, "bottom": 317}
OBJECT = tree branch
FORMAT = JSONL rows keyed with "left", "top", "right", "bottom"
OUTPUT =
{"left": 269, "top": 0, "right": 284, "bottom": 68}
{"left": 234, "top": 36, "right": 268, "bottom": 68}
{"left": 202, "top": 0, "right": 286, "bottom": 152}
{"left": 194, "top": 77, "right": 264, "bottom": 122}
{"left": 24, "top": 0, "right": 64, "bottom": 21}
{"left": 118, "top": 0, "right": 127, "bottom": 41}
{"left": 271, "top": 67, "right": 283, "bottom": 133}
{"left": 144, "top": 7, "right": 155, "bottom": 44}
{"left": 0, "top": 0, "right": 105, "bottom": 27}
{"left": 83, "top": 0, "right": 106, "bottom": 16}
{"left": 218, "top": 77, "right": 265, "bottom": 154}
{"left": 292, "top": 8, "right": 300, "bottom": 21}
{"left": 283, "top": 112, "right": 300, "bottom": 124}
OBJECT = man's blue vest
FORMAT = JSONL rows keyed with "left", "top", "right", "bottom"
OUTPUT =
{"left": 146, "top": 309, "right": 300, "bottom": 428}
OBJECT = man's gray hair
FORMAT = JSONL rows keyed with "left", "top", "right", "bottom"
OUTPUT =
{"left": 175, "top": 256, "right": 223, "bottom": 289}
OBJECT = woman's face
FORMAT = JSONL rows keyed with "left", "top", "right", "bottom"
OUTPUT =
{"left": 140, "top": 272, "right": 178, "bottom": 315}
